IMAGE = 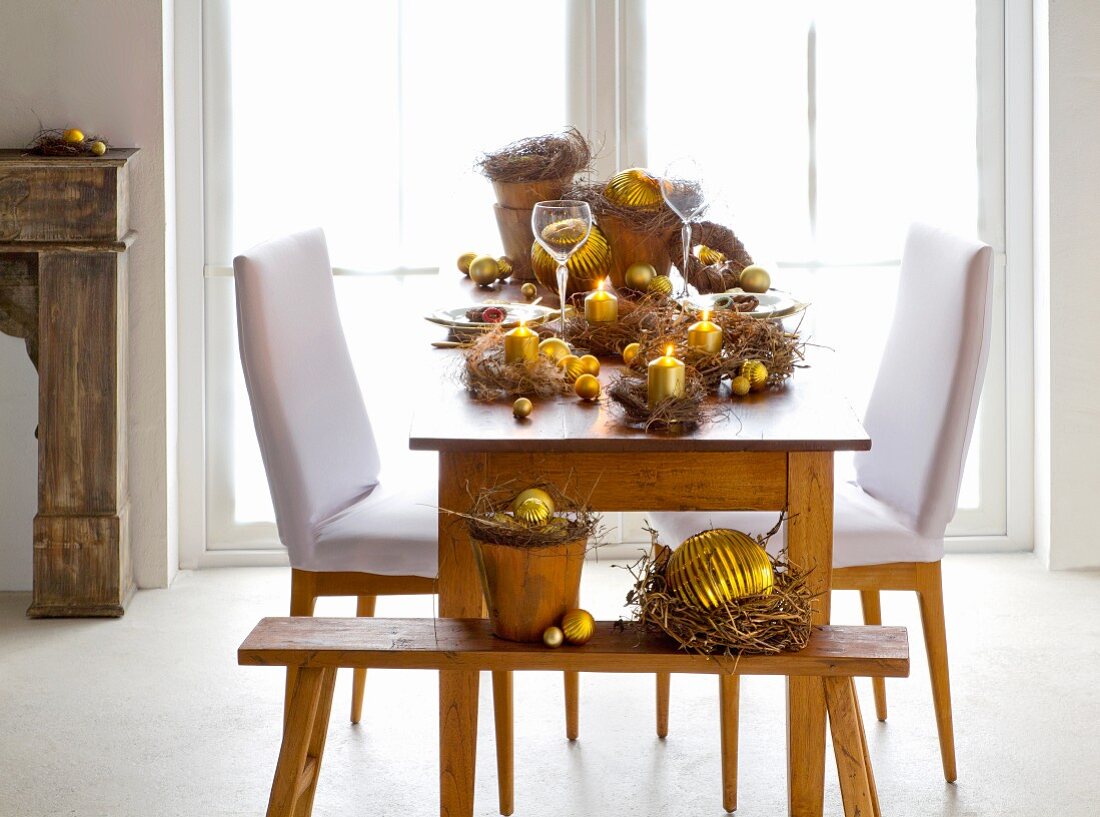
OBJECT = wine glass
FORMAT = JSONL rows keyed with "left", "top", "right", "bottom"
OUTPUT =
{"left": 531, "top": 200, "right": 592, "bottom": 343}
{"left": 660, "top": 158, "right": 709, "bottom": 294}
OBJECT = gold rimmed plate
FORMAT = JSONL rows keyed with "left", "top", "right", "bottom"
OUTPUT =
{"left": 681, "top": 289, "right": 808, "bottom": 321}
{"left": 425, "top": 303, "right": 568, "bottom": 332}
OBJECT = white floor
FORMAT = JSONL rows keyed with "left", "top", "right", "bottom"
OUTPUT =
{"left": 0, "top": 553, "right": 1096, "bottom": 816}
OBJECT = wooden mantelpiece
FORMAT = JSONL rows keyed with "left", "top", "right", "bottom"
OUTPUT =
{"left": 0, "top": 148, "right": 137, "bottom": 617}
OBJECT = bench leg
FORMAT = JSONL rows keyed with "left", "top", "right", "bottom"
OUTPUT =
{"left": 284, "top": 580, "right": 317, "bottom": 728}
{"left": 824, "top": 677, "right": 875, "bottom": 817}
{"left": 492, "top": 671, "right": 514, "bottom": 816}
{"left": 267, "top": 666, "right": 335, "bottom": 817}
{"left": 655, "top": 672, "right": 671, "bottom": 738}
{"left": 852, "top": 679, "right": 881, "bottom": 817}
{"left": 719, "top": 674, "right": 739, "bottom": 813}
{"left": 351, "top": 595, "right": 376, "bottom": 724}
{"left": 858, "top": 591, "right": 888, "bottom": 722}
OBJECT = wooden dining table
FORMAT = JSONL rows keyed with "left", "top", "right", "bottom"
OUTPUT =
{"left": 408, "top": 276, "right": 870, "bottom": 817}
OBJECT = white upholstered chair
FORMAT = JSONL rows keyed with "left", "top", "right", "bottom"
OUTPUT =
{"left": 234, "top": 229, "right": 517, "bottom": 810}
{"left": 651, "top": 223, "right": 994, "bottom": 784}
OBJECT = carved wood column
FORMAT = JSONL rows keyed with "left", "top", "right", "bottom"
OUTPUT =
{"left": 0, "top": 148, "right": 136, "bottom": 617}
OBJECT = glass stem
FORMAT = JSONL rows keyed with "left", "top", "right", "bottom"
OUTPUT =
{"left": 681, "top": 221, "right": 692, "bottom": 293}
{"left": 556, "top": 263, "right": 569, "bottom": 343}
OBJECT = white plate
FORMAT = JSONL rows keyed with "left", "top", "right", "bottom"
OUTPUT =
{"left": 425, "top": 303, "right": 559, "bottom": 330}
{"left": 681, "top": 289, "right": 806, "bottom": 320}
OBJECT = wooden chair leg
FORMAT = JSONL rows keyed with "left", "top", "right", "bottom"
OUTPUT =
{"left": 350, "top": 595, "right": 376, "bottom": 724}
{"left": 824, "top": 677, "right": 875, "bottom": 817}
{"left": 492, "top": 671, "right": 514, "bottom": 816}
{"left": 656, "top": 672, "right": 671, "bottom": 738}
{"left": 858, "top": 590, "right": 888, "bottom": 722}
{"left": 267, "top": 667, "right": 326, "bottom": 817}
{"left": 293, "top": 667, "right": 337, "bottom": 817}
{"left": 916, "top": 561, "right": 957, "bottom": 782}
{"left": 719, "top": 674, "right": 739, "bottom": 813}
{"left": 285, "top": 574, "right": 317, "bottom": 727}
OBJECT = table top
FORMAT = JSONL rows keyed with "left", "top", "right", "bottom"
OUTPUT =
{"left": 409, "top": 276, "right": 870, "bottom": 454}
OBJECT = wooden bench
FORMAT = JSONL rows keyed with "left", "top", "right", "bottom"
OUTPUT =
{"left": 239, "top": 618, "right": 909, "bottom": 817}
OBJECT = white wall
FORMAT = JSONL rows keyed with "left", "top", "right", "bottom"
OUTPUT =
{"left": 0, "top": 0, "right": 177, "bottom": 589}
{"left": 1034, "top": 0, "right": 1100, "bottom": 569}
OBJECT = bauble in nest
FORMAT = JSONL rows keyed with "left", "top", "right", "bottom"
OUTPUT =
{"left": 604, "top": 168, "right": 663, "bottom": 210}
{"left": 666, "top": 528, "right": 775, "bottom": 608}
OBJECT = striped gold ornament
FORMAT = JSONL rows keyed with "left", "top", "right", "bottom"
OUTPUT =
{"left": 514, "top": 498, "right": 551, "bottom": 526}
{"left": 531, "top": 223, "right": 613, "bottom": 296}
{"left": 512, "top": 488, "right": 556, "bottom": 517}
{"left": 740, "top": 360, "right": 768, "bottom": 392}
{"left": 556, "top": 354, "right": 586, "bottom": 383}
{"left": 666, "top": 528, "right": 774, "bottom": 609}
{"left": 648, "top": 275, "right": 673, "bottom": 296}
{"left": 695, "top": 245, "right": 726, "bottom": 266}
{"left": 561, "top": 609, "right": 596, "bottom": 645}
{"left": 604, "top": 168, "right": 663, "bottom": 210}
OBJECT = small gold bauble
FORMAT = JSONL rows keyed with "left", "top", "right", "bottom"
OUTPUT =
{"left": 457, "top": 251, "right": 478, "bottom": 275}
{"left": 557, "top": 354, "right": 586, "bottom": 382}
{"left": 731, "top": 376, "right": 751, "bottom": 397}
{"left": 515, "top": 497, "right": 551, "bottom": 526}
{"left": 538, "top": 337, "right": 571, "bottom": 363}
{"left": 738, "top": 265, "right": 771, "bottom": 293}
{"left": 468, "top": 255, "right": 500, "bottom": 286}
{"left": 579, "top": 354, "right": 600, "bottom": 376}
{"left": 666, "top": 528, "right": 775, "bottom": 609}
{"left": 543, "top": 626, "right": 565, "bottom": 648}
{"left": 496, "top": 257, "right": 513, "bottom": 279}
{"left": 512, "top": 488, "right": 556, "bottom": 517}
{"left": 62, "top": 128, "right": 84, "bottom": 144}
{"left": 531, "top": 223, "right": 613, "bottom": 296}
{"left": 512, "top": 397, "right": 533, "bottom": 419}
{"left": 696, "top": 245, "right": 727, "bottom": 266}
{"left": 648, "top": 275, "right": 673, "bottom": 296}
{"left": 89, "top": 141, "right": 107, "bottom": 156}
{"left": 561, "top": 609, "right": 596, "bottom": 645}
{"left": 624, "top": 262, "right": 657, "bottom": 291}
{"left": 622, "top": 342, "right": 641, "bottom": 365}
{"left": 521, "top": 282, "right": 538, "bottom": 300}
{"left": 604, "top": 168, "right": 663, "bottom": 210}
{"left": 741, "top": 360, "right": 768, "bottom": 392}
{"left": 574, "top": 373, "right": 600, "bottom": 401}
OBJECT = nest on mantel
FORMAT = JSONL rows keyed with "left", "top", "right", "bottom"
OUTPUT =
{"left": 26, "top": 128, "right": 109, "bottom": 157}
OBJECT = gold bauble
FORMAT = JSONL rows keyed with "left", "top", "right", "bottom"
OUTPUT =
{"left": 604, "top": 168, "right": 663, "bottom": 210}
{"left": 579, "top": 354, "right": 600, "bottom": 376}
{"left": 512, "top": 488, "right": 556, "bottom": 517}
{"left": 622, "top": 342, "right": 641, "bottom": 365}
{"left": 574, "top": 373, "right": 600, "bottom": 401}
{"left": 666, "top": 528, "right": 775, "bottom": 609}
{"left": 731, "top": 376, "right": 751, "bottom": 397}
{"left": 468, "top": 255, "right": 500, "bottom": 286}
{"left": 561, "top": 609, "right": 596, "bottom": 645}
{"left": 89, "top": 141, "right": 107, "bottom": 156}
{"left": 457, "top": 251, "right": 478, "bottom": 275}
{"left": 540, "top": 218, "right": 589, "bottom": 246}
{"left": 513, "top": 397, "right": 533, "bottom": 419}
{"left": 497, "top": 257, "right": 514, "bottom": 279}
{"left": 624, "top": 262, "right": 657, "bottom": 291}
{"left": 521, "top": 282, "right": 538, "bottom": 300}
{"left": 515, "top": 497, "right": 551, "bottom": 526}
{"left": 648, "top": 275, "right": 673, "bottom": 296}
{"left": 741, "top": 360, "right": 768, "bottom": 391}
{"left": 491, "top": 511, "right": 523, "bottom": 530}
{"left": 62, "top": 128, "right": 84, "bottom": 144}
{"left": 538, "top": 337, "right": 571, "bottom": 363}
{"left": 543, "top": 626, "right": 565, "bottom": 648}
{"left": 696, "top": 245, "right": 726, "bottom": 266}
{"left": 738, "top": 265, "right": 771, "bottom": 293}
{"left": 531, "top": 223, "right": 613, "bottom": 296}
{"left": 557, "top": 354, "right": 586, "bottom": 382}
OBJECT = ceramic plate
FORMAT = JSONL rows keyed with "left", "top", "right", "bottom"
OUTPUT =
{"left": 681, "top": 289, "right": 807, "bottom": 320}
{"left": 425, "top": 302, "right": 560, "bottom": 330}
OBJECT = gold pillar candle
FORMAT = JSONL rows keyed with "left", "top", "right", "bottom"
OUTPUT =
{"left": 503, "top": 321, "right": 539, "bottom": 364}
{"left": 687, "top": 310, "right": 723, "bottom": 355}
{"left": 584, "top": 278, "right": 618, "bottom": 323}
{"left": 647, "top": 345, "right": 686, "bottom": 408}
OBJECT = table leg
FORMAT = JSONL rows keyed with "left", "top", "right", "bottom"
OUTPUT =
{"left": 786, "top": 452, "right": 833, "bottom": 817}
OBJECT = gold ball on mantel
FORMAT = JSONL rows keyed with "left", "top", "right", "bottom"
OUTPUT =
{"left": 738, "top": 265, "right": 771, "bottom": 294}
{"left": 468, "top": 255, "right": 500, "bottom": 286}
{"left": 89, "top": 141, "right": 107, "bottom": 157}
{"left": 561, "top": 609, "right": 596, "bottom": 645}
{"left": 512, "top": 488, "right": 556, "bottom": 517}
{"left": 515, "top": 497, "right": 551, "bottom": 526}
{"left": 521, "top": 282, "right": 538, "bottom": 300}
{"left": 622, "top": 342, "right": 641, "bottom": 365}
{"left": 457, "top": 251, "right": 478, "bottom": 275}
{"left": 648, "top": 275, "right": 673, "bottom": 296}
{"left": 740, "top": 360, "right": 768, "bottom": 392}
{"left": 624, "top": 262, "right": 657, "bottom": 291}
{"left": 731, "top": 375, "right": 751, "bottom": 397}
{"left": 557, "top": 354, "right": 586, "bottom": 383}
{"left": 512, "top": 397, "right": 533, "bottom": 419}
{"left": 539, "top": 337, "right": 571, "bottom": 362}
{"left": 543, "top": 626, "right": 565, "bottom": 648}
{"left": 574, "top": 373, "right": 600, "bottom": 401}
{"left": 496, "top": 256, "right": 514, "bottom": 279}
{"left": 579, "top": 354, "right": 600, "bottom": 376}
{"left": 666, "top": 528, "right": 775, "bottom": 609}
{"left": 604, "top": 168, "right": 663, "bottom": 210}
{"left": 62, "top": 128, "right": 85, "bottom": 144}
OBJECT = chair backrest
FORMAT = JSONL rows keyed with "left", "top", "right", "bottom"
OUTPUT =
{"left": 853, "top": 223, "right": 994, "bottom": 538}
{"left": 233, "top": 229, "right": 381, "bottom": 559}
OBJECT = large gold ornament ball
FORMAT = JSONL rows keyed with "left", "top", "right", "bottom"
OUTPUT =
{"left": 512, "top": 397, "right": 533, "bottom": 419}
{"left": 512, "top": 487, "right": 556, "bottom": 517}
{"left": 579, "top": 354, "right": 600, "bottom": 376}
{"left": 731, "top": 375, "right": 751, "bottom": 397}
{"left": 696, "top": 245, "right": 727, "bottom": 266}
{"left": 539, "top": 337, "right": 571, "bottom": 362}
{"left": 622, "top": 342, "right": 641, "bottom": 365}
{"left": 740, "top": 360, "right": 768, "bottom": 392}
{"left": 648, "top": 275, "right": 673, "bottom": 296}
{"left": 89, "top": 141, "right": 107, "bottom": 157}
{"left": 557, "top": 354, "right": 586, "bottom": 382}
{"left": 624, "top": 262, "right": 657, "bottom": 291}
{"left": 738, "top": 265, "right": 771, "bottom": 293}
{"left": 521, "top": 282, "right": 538, "bottom": 300}
{"left": 531, "top": 223, "right": 613, "bottom": 296}
{"left": 515, "top": 497, "right": 551, "bottom": 526}
{"left": 496, "top": 257, "right": 514, "bottom": 279}
{"left": 62, "top": 128, "right": 85, "bottom": 144}
{"left": 666, "top": 528, "right": 775, "bottom": 609}
{"left": 543, "top": 626, "right": 565, "bottom": 648}
{"left": 561, "top": 609, "right": 596, "bottom": 645}
{"left": 604, "top": 168, "right": 663, "bottom": 210}
{"left": 457, "top": 251, "right": 478, "bottom": 275}
{"left": 574, "top": 373, "right": 600, "bottom": 401}
{"left": 468, "top": 255, "right": 501, "bottom": 286}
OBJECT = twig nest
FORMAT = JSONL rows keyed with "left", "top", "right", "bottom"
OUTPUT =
{"left": 561, "top": 609, "right": 596, "bottom": 645}
{"left": 604, "top": 168, "right": 664, "bottom": 210}
{"left": 512, "top": 397, "right": 533, "bottom": 419}
{"left": 477, "top": 128, "right": 592, "bottom": 183}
